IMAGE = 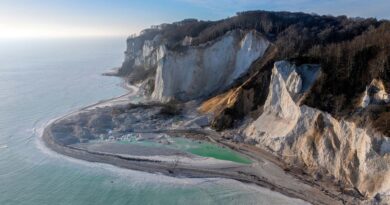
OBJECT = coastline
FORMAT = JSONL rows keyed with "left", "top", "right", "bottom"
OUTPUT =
{"left": 41, "top": 83, "right": 360, "bottom": 205}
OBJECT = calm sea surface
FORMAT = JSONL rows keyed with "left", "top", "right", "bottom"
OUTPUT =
{"left": 0, "top": 38, "right": 306, "bottom": 205}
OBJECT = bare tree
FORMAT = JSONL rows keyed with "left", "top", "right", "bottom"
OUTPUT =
{"left": 168, "top": 156, "right": 181, "bottom": 174}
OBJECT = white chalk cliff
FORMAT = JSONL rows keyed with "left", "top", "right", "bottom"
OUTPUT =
{"left": 153, "top": 30, "right": 269, "bottom": 101}
{"left": 245, "top": 61, "right": 390, "bottom": 198}
{"left": 121, "top": 30, "right": 269, "bottom": 102}
{"left": 120, "top": 34, "right": 163, "bottom": 81}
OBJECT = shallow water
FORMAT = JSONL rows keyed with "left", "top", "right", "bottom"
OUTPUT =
{"left": 114, "top": 134, "right": 252, "bottom": 164}
{"left": 160, "top": 137, "right": 252, "bottom": 164}
{"left": 0, "top": 38, "right": 307, "bottom": 205}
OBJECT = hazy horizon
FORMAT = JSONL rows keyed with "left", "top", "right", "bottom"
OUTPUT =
{"left": 1, "top": 0, "right": 390, "bottom": 39}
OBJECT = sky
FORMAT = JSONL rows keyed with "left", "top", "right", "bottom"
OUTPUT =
{"left": 0, "top": 0, "right": 389, "bottom": 38}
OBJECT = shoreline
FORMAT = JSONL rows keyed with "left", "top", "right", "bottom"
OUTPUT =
{"left": 41, "top": 86, "right": 360, "bottom": 205}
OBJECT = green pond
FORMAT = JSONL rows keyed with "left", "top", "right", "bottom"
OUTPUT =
{"left": 116, "top": 135, "right": 252, "bottom": 164}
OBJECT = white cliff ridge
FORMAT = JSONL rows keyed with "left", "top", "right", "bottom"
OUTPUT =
{"left": 245, "top": 62, "right": 302, "bottom": 140}
{"left": 245, "top": 61, "right": 390, "bottom": 198}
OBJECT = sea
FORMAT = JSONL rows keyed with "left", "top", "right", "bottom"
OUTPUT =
{"left": 0, "top": 37, "right": 306, "bottom": 205}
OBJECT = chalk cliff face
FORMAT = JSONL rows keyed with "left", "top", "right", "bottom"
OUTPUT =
{"left": 119, "top": 34, "right": 163, "bottom": 82}
{"left": 153, "top": 30, "right": 269, "bottom": 102}
{"left": 120, "top": 30, "right": 269, "bottom": 102}
{"left": 245, "top": 61, "right": 390, "bottom": 198}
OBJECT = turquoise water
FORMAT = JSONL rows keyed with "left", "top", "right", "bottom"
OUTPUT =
{"left": 117, "top": 136, "right": 252, "bottom": 164}
{"left": 170, "top": 138, "right": 252, "bottom": 164}
{"left": 0, "top": 38, "right": 306, "bottom": 205}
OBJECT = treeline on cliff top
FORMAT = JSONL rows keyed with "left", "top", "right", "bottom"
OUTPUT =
{"left": 133, "top": 10, "right": 382, "bottom": 50}
{"left": 132, "top": 10, "right": 390, "bottom": 118}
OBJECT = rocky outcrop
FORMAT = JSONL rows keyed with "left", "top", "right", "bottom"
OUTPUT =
{"left": 360, "top": 79, "right": 390, "bottom": 107}
{"left": 244, "top": 61, "right": 390, "bottom": 198}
